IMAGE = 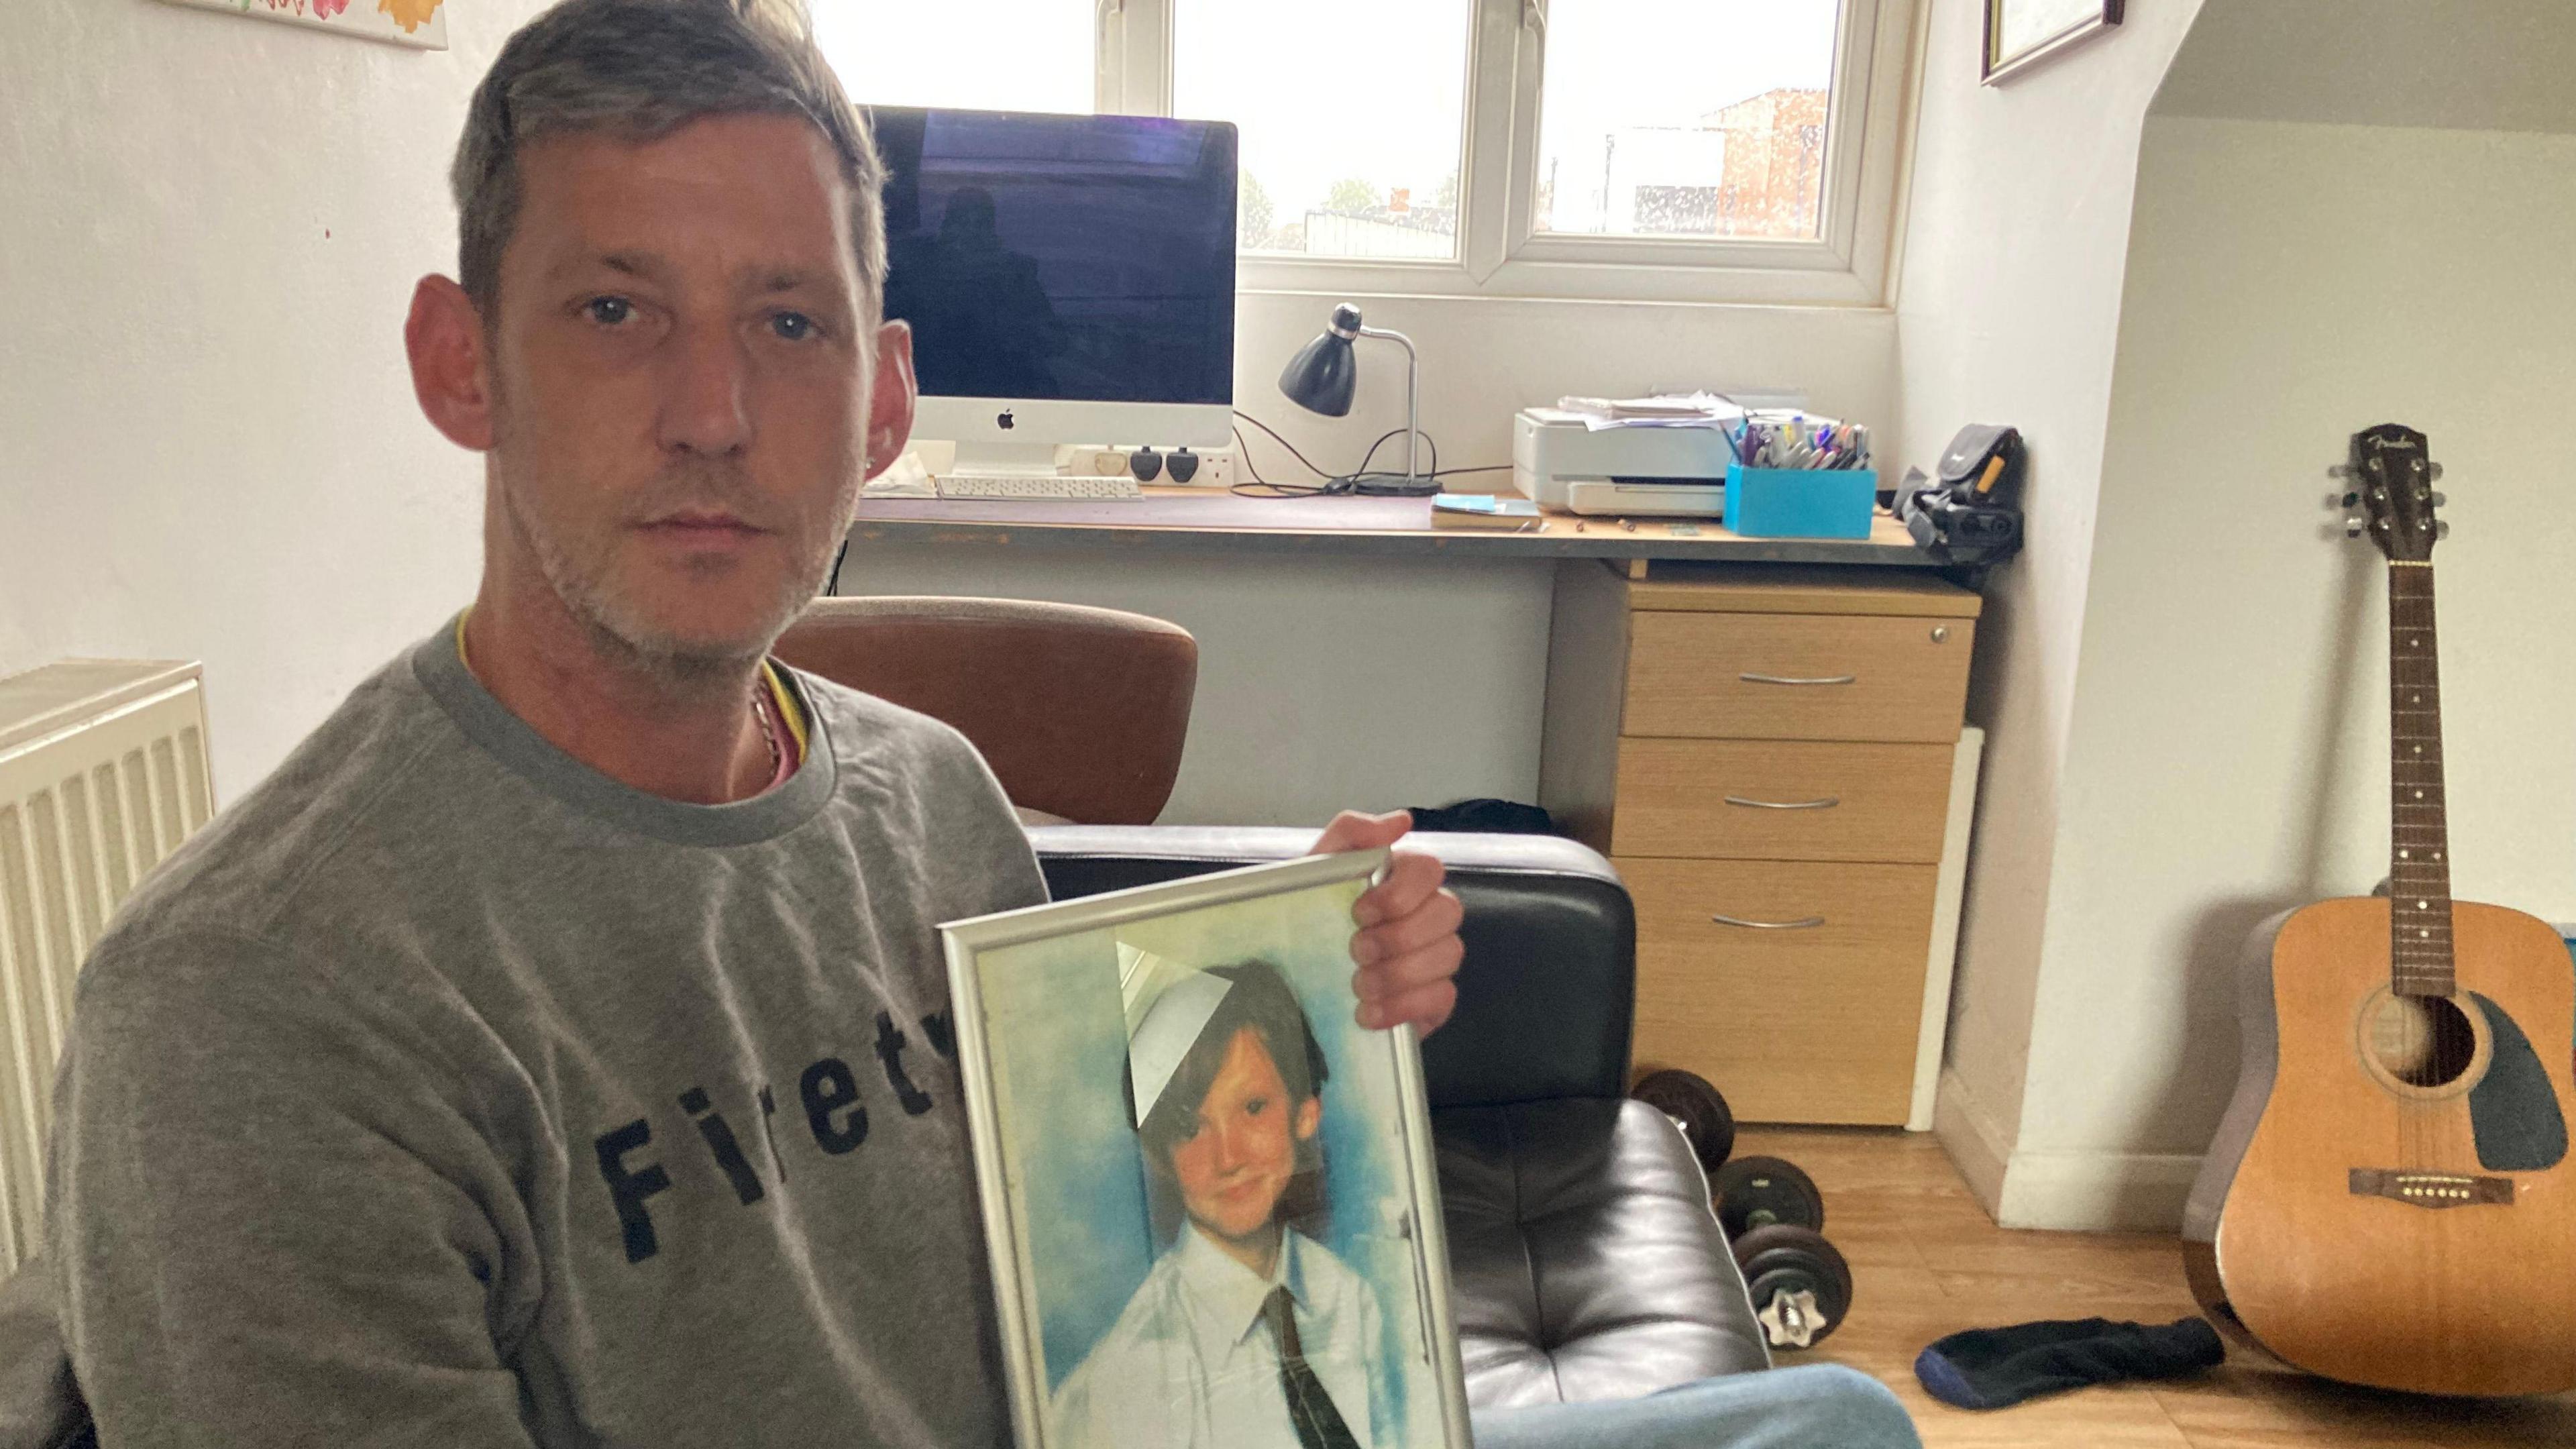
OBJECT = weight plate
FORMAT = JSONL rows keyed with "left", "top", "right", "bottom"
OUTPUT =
{"left": 1712, "top": 1154, "right": 1825, "bottom": 1238}
{"left": 1630, "top": 1069, "right": 1736, "bottom": 1171}
{"left": 1731, "top": 1224, "right": 1854, "bottom": 1348}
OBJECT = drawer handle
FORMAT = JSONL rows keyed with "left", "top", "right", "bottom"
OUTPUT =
{"left": 1739, "top": 672, "right": 1858, "bottom": 686}
{"left": 1723, "top": 794, "right": 1841, "bottom": 811}
{"left": 1711, "top": 912, "right": 1828, "bottom": 930}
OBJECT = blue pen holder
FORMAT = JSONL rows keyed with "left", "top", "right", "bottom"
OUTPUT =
{"left": 1724, "top": 462, "right": 1876, "bottom": 539}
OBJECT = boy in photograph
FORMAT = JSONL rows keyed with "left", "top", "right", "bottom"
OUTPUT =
{"left": 1049, "top": 949, "right": 1389, "bottom": 1449}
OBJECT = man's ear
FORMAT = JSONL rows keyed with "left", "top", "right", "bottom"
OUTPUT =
{"left": 863, "top": 318, "right": 918, "bottom": 480}
{"left": 1293, "top": 1095, "right": 1321, "bottom": 1142}
{"left": 407, "top": 275, "right": 496, "bottom": 451}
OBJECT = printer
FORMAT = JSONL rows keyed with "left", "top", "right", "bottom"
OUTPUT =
{"left": 1511, "top": 407, "right": 1738, "bottom": 517}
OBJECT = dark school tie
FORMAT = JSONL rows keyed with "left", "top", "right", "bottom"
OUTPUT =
{"left": 1263, "top": 1285, "right": 1362, "bottom": 1449}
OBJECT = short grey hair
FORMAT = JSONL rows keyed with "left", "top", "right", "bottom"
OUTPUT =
{"left": 450, "top": 0, "right": 885, "bottom": 317}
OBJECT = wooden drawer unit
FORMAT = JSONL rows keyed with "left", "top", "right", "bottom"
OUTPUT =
{"left": 1540, "top": 562, "right": 1982, "bottom": 1126}
{"left": 1624, "top": 612, "right": 1972, "bottom": 743}
{"left": 1610, "top": 739, "right": 1953, "bottom": 863}
{"left": 1622, "top": 858, "right": 1940, "bottom": 1125}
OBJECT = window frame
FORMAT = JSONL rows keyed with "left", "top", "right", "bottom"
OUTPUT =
{"left": 1093, "top": 0, "right": 1915, "bottom": 306}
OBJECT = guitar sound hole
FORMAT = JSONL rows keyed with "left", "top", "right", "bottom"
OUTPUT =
{"left": 2368, "top": 994, "right": 2480, "bottom": 1088}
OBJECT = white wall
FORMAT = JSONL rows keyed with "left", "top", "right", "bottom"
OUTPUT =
{"left": 0, "top": 1, "right": 1898, "bottom": 816}
{"left": 0, "top": 0, "right": 540, "bottom": 798}
{"left": 1907, "top": 0, "right": 2576, "bottom": 1229}
{"left": 2025, "top": 113, "right": 2576, "bottom": 1208}
{"left": 1890, "top": 0, "right": 2203, "bottom": 1192}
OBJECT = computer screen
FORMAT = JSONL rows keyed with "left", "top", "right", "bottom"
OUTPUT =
{"left": 869, "top": 107, "right": 1238, "bottom": 411}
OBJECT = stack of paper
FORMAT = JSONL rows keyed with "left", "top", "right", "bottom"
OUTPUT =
{"left": 1553, "top": 392, "right": 1747, "bottom": 433}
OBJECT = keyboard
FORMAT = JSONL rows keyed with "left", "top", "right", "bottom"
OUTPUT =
{"left": 934, "top": 472, "right": 1142, "bottom": 501}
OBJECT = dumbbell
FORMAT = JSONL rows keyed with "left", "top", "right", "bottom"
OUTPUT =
{"left": 1631, "top": 1068, "right": 1737, "bottom": 1172}
{"left": 1732, "top": 1222, "right": 1854, "bottom": 1352}
{"left": 1627, "top": 1072, "right": 1835, "bottom": 1242}
{"left": 1711, "top": 1154, "right": 1823, "bottom": 1238}
{"left": 1628, "top": 1069, "right": 1855, "bottom": 1352}
{"left": 1708, "top": 1155, "right": 1851, "bottom": 1350}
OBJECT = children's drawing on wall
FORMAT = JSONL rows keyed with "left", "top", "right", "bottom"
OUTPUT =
{"left": 158, "top": 0, "right": 449, "bottom": 50}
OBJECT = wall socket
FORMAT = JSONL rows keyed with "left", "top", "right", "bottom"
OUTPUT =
{"left": 1056, "top": 445, "right": 1236, "bottom": 488}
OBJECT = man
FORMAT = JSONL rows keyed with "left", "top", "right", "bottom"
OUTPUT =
{"left": 43, "top": 2, "right": 1452, "bottom": 1443}
{"left": 1052, "top": 955, "right": 1389, "bottom": 1449}
{"left": 29, "top": 2, "right": 1919, "bottom": 1446}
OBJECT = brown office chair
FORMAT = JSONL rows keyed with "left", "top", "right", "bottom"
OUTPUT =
{"left": 772, "top": 596, "right": 1197, "bottom": 826}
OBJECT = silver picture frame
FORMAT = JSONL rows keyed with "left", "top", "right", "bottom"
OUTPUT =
{"left": 943, "top": 849, "right": 1472, "bottom": 1449}
{"left": 1983, "top": 0, "right": 2125, "bottom": 84}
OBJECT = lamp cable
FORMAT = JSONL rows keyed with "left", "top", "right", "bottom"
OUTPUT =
{"left": 1228, "top": 410, "right": 1506, "bottom": 498}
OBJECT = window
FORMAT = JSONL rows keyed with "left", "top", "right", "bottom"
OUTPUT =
{"left": 815, "top": 1, "right": 1093, "bottom": 115}
{"left": 1172, "top": 1, "right": 1474, "bottom": 261}
{"left": 815, "top": 0, "right": 1911, "bottom": 303}
{"left": 1532, "top": 0, "right": 1839, "bottom": 241}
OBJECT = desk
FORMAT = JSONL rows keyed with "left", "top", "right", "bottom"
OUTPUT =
{"left": 843, "top": 490, "right": 1983, "bottom": 1126}
{"left": 851, "top": 489, "right": 1949, "bottom": 572}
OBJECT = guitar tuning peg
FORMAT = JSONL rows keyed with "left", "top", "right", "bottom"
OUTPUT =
{"left": 2428, "top": 462, "right": 2445, "bottom": 482}
{"left": 2346, "top": 518, "right": 2366, "bottom": 538}
{"left": 2436, "top": 520, "right": 2451, "bottom": 539}
{"left": 2328, "top": 464, "right": 2356, "bottom": 480}
{"left": 2341, "top": 492, "right": 2360, "bottom": 508}
{"left": 2431, "top": 491, "right": 2447, "bottom": 508}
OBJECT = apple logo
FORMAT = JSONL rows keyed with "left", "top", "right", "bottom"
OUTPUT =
{"left": 996, "top": 410, "right": 1016, "bottom": 431}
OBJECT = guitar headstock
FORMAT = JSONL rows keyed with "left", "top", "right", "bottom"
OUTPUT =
{"left": 2339, "top": 424, "right": 2445, "bottom": 561}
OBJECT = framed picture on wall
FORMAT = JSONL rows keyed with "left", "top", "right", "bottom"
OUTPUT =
{"left": 156, "top": 0, "right": 448, "bottom": 50}
{"left": 1983, "top": 0, "right": 2123, "bottom": 83}
{"left": 943, "top": 849, "right": 1472, "bottom": 1449}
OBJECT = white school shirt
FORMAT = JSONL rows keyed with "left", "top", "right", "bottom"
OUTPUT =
{"left": 1048, "top": 1224, "right": 1393, "bottom": 1449}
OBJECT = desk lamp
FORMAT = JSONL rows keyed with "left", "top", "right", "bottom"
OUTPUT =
{"left": 1277, "top": 303, "right": 1432, "bottom": 495}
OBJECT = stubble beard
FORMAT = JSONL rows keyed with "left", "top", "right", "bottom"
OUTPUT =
{"left": 491, "top": 433, "right": 859, "bottom": 695}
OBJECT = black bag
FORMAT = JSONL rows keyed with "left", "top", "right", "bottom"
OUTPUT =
{"left": 1890, "top": 424, "right": 2024, "bottom": 564}
{"left": 1403, "top": 799, "right": 1558, "bottom": 836}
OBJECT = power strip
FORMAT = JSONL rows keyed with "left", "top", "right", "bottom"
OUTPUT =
{"left": 1057, "top": 445, "right": 1237, "bottom": 488}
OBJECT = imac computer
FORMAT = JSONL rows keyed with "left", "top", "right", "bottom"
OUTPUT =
{"left": 869, "top": 107, "right": 1238, "bottom": 480}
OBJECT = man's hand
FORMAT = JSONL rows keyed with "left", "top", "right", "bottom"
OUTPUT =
{"left": 1314, "top": 810, "right": 1463, "bottom": 1037}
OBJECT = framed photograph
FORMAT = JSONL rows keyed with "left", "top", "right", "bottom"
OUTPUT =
{"left": 1983, "top": 0, "right": 2123, "bottom": 83}
{"left": 944, "top": 849, "right": 1470, "bottom": 1449}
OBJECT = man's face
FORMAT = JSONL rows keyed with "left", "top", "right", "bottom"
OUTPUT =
{"left": 482, "top": 113, "right": 900, "bottom": 669}
{"left": 1169, "top": 1026, "right": 1322, "bottom": 1248}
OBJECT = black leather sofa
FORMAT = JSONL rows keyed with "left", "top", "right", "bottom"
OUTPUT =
{"left": 1029, "top": 826, "right": 1774, "bottom": 1408}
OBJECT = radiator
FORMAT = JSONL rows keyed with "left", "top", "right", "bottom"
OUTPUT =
{"left": 0, "top": 660, "right": 214, "bottom": 1277}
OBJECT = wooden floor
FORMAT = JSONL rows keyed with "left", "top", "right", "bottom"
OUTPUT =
{"left": 1735, "top": 1126, "right": 2576, "bottom": 1448}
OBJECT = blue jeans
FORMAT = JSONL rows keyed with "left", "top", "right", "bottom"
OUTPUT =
{"left": 1468, "top": 1365, "right": 1921, "bottom": 1449}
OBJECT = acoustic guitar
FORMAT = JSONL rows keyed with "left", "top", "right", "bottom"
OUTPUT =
{"left": 2183, "top": 424, "right": 2576, "bottom": 1396}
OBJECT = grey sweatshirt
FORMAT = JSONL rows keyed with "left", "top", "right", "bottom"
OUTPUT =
{"left": 44, "top": 627, "right": 1049, "bottom": 1446}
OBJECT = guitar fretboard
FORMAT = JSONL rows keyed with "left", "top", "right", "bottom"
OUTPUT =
{"left": 2387, "top": 561, "right": 2455, "bottom": 998}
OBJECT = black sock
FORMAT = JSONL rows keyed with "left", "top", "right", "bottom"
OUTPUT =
{"left": 1914, "top": 1317, "right": 2224, "bottom": 1409}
